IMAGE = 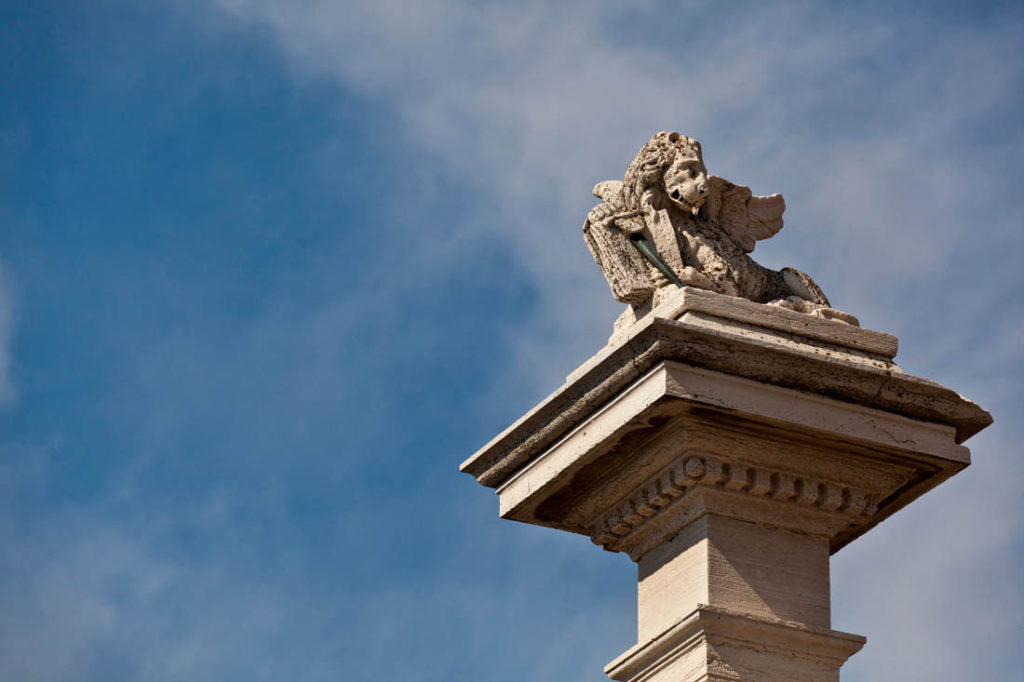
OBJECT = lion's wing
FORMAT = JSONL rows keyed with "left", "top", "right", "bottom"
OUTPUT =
{"left": 592, "top": 180, "right": 623, "bottom": 202}
{"left": 707, "top": 178, "right": 785, "bottom": 253}
{"left": 745, "top": 193, "right": 785, "bottom": 245}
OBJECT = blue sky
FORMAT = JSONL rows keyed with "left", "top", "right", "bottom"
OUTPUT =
{"left": 1, "top": 1, "right": 1022, "bottom": 679}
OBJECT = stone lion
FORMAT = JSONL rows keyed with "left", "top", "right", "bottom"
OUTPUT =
{"left": 584, "top": 131, "right": 857, "bottom": 332}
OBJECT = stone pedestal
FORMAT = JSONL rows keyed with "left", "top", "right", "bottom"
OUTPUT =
{"left": 461, "top": 287, "right": 991, "bottom": 681}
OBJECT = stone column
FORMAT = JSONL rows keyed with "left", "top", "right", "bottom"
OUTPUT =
{"left": 461, "top": 287, "right": 990, "bottom": 682}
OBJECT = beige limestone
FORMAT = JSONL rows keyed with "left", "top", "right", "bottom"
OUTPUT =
{"left": 465, "top": 287, "right": 985, "bottom": 490}
{"left": 584, "top": 132, "right": 857, "bottom": 334}
{"left": 606, "top": 606, "right": 865, "bottom": 682}
{"left": 638, "top": 515, "right": 831, "bottom": 639}
{"left": 461, "top": 287, "right": 990, "bottom": 680}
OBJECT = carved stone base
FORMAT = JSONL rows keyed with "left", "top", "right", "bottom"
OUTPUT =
{"left": 609, "top": 510, "right": 862, "bottom": 681}
{"left": 606, "top": 605, "right": 864, "bottom": 682}
{"left": 461, "top": 287, "right": 990, "bottom": 681}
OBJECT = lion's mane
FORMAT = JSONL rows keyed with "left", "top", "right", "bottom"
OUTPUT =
{"left": 620, "top": 131, "right": 703, "bottom": 212}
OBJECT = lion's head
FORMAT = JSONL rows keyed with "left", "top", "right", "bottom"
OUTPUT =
{"left": 622, "top": 131, "right": 710, "bottom": 216}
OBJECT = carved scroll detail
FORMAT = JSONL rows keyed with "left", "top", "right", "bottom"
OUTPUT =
{"left": 590, "top": 452, "right": 877, "bottom": 554}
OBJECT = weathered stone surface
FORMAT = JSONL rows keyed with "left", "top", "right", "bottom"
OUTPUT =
{"left": 485, "top": 357, "right": 971, "bottom": 557}
{"left": 461, "top": 287, "right": 991, "bottom": 681}
{"left": 462, "top": 288, "right": 990, "bottom": 491}
{"left": 605, "top": 605, "right": 865, "bottom": 682}
{"left": 584, "top": 131, "right": 858, "bottom": 333}
{"left": 467, "top": 129, "right": 993, "bottom": 678}
{"left": 600, "top": 284, "right": 895, "bottom": 359}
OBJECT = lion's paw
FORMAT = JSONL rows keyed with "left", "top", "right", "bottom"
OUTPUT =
{"left": 810, "top": 306, "right": 860, "bottom": 326}
{"left": 772, "top": 296, "right": 859, "bottom": 326}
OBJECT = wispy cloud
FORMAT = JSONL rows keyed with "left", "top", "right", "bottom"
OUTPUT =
{"left": 3, "top": 2, "right": 1021, "bottom": 680}
{"left": 200, "top": 3, "right": 1024, "bottom": 678}
{"left": 834, "top": 427, "right": 1024, "bottom": 680}
{"left": 208, "top": 0, "right": 1024, "bottom": 381}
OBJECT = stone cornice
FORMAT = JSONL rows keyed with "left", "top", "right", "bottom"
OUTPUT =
{"left": 462, "top": 288, "right": 991, "bottom": 490}
{"left": 489, "top": 360, "right": 966, "bottom": 555}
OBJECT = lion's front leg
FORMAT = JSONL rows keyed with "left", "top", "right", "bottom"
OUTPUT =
{"left": 674, "top": 265, "right": 716, "bottom": 290}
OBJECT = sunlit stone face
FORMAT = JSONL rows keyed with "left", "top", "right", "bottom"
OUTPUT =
{"left": 663, "top": 148, "right": 709, "bottom": 215}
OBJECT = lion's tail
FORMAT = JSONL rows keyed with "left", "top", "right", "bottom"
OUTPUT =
{"left": 780, "top": 267, "right": 830, "bottom": 306}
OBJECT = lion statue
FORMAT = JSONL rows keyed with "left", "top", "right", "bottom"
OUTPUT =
{"left": 584, "top": 131, "right": 857, "bottom": 336}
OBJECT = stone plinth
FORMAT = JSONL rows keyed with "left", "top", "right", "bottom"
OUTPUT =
{"left": 461, "top": 287, "right": 991, "bottom": 681}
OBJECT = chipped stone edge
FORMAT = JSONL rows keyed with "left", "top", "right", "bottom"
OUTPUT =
{"left": 460, "top": 292, "right": 991, "bottom": 488}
